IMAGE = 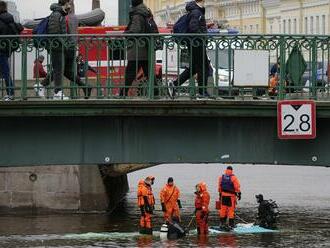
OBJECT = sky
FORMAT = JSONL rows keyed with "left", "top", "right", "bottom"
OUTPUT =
{"left": 14, "top": 0, "right": 118, "bottom": 25}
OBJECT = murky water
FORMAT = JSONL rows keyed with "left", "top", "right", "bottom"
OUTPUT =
{"left": 0, "top": 164, "right": 329, "bottom": 247}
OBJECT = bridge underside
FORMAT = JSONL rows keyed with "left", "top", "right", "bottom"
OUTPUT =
{"left": 1, "top": 100, "right": 330, "bottom": 167}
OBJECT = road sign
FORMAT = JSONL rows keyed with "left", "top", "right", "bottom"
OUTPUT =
{"left": 277, "top": 100, "right": 316, "bottom": 139}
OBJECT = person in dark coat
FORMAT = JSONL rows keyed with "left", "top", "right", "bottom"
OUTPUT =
{"left": 120, "top": 0, "right": 154, "bottom": 96}
{"left": 0, "top": 0, "right": 23, "bottom": 101}
{"left": 37, "top": 0, "right": 92, "bottom": 100}
{"left": 171, "top": 0, "right": 209, "bottom": 98}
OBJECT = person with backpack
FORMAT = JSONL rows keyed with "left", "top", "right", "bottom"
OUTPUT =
{"left": 120, "top": 0, "right": 158, "bottom": 97}
{"left": 218, "top": 166, "right": 241, "bottom": 230}
{"left": 35, "top": 0, "right": 92, "bottom": 100}
{"left": 170, "top": 0, "right": 209, "bottom": 99}
{"left": 0, "top": 1, "right": 23, "bottom": 101}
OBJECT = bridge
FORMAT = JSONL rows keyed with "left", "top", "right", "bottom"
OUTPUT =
{"left": 1, "top": 33, "right": 329, "bottom": 167}
{"left": 1, "top": 33, "right": 330, "bottom": 211}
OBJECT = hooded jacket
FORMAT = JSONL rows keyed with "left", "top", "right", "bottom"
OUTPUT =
{"left": 0, "top": 11, "right": 23, "bottom": 56}
{"left": 195, "top": 182, "right": 210, "bottom": 212}
{"left": 186, "top": 1, "right": 207, "bottom": 34}
{"left": 48, "top": 3, "right": 67, "bottom": 35}
{"left": 125, "top": 3, "right": 152, "bottom": 60}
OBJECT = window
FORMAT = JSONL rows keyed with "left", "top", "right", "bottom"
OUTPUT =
{"left": 310, "top": 16, "right": 314, "bottom": 34}
{"left": 322, "top": 15, "right": 326, "bottom": 34}
{"left": 316, "top": 16, "right": 320, "bottom": 34}
{"left": 283, "top": 20, "right": 286, "bottom": 34}
{"left": 256, "top": 24, "right": 259, "bottom": 33}
{"left": 294, "top": 19, "right": 297, "bottom": 34}
{"left": 305, "top": 17, "right": 308, "bottom": 34}
{"left": 250, "top": 25, "right": 253, "bottom": 33}
{"left": 270, "top": 24, "right": 273, "bottom": 34}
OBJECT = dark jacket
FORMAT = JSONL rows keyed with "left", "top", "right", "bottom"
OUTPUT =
{"left": 48, "top": 3, "right": 67, "bottom": 35}
{"left": 0, "top": 11, "right": 23, "bottom": 56}
{"left": 125, "top": 3, "right": 152, "bottom": 60}
{"left": 186, "top": 1, "right": 207, "bottom": 34}
{"left": 47, "top": 3, "right": 68, "bottom": 51}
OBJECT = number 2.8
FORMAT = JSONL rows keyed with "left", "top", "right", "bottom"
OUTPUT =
{"left": 283, "top": 114, "right": 311, "bottom": 132}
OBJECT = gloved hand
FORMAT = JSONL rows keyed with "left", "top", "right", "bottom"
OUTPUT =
{"left": 140, "top": 206, "right": 145, "bottom": 217}
{"left": 161, "top": 203, "right": 166, "bottom": 212}
{"left": 237, "top": 192, "right": 242, "bottom": 201}
{"left": 177, "top": 200, "right": 182, "bottom": 209}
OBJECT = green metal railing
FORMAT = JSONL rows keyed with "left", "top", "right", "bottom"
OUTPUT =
{"left": 0, "top": 33, "right": 329, "bottom": 101}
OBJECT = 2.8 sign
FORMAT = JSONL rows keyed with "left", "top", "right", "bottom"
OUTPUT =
{"left": 277, "top": 100, "right": 316, "bottom": 139}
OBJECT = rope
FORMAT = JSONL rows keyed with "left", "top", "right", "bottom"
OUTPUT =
{"left": 235, "top": 214, "right": 249, "bottom": 224}
{"left": 185, "top": 215, "right": 195, "bottom": 233}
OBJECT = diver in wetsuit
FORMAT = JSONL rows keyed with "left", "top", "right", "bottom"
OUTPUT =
{"left": 255, "top": 194, "right": 279, "bottom": 229}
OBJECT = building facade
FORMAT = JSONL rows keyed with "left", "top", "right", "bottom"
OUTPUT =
{"left": 6, "top": 0, "right": 19, "bottom": 22}
{"left": 150, "top": 0, "right": 330, "bottom": 35}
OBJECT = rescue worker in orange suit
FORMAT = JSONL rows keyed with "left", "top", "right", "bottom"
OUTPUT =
{"left": 137, "top": 176, "right": 155, "bottom": 235}
{"left": 160, "top": 177, "right": 182, "bottom": 223}
{"left": 218, "top": 166, "right": 241, "bottom": 230}
{"left": 194, "top": 182, "right": 210, "bottom": 235}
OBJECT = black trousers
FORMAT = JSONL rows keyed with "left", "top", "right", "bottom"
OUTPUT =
{"left": 42, "top": 48, "right": 87, "bottom": 93}
{"left": 121, "top": 60, "right": 149, "bottom": 96}
{"left": 175, "top": 45, "right": 209, "bottom": 95}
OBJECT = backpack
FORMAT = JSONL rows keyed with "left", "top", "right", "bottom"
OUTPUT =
{"left": 173, "top": 13, "right": 190, "bottom": 34}
{"left": 144, "top": 14, "right": 163, "bottom": 51}
{"left": 32, "top": 16, "right": 50, "bottom": 48}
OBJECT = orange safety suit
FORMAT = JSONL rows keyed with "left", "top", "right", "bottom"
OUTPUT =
{"left": 160, "top": 184, "right": 180, "bottom": 222}
{"left": 218, "top": 169, "right": 241, "bottom": 220}
{"left": 195, "top": 182, "right": 210, "bottom": 235}
{"left": 137, "top": 180, "right": 155, "bottom": 233}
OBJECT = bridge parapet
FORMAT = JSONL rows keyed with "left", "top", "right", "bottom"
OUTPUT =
{"left": 1, "top": 32, "right": 330, "bottom": 101}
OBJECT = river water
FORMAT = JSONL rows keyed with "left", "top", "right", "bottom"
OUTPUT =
{"left": 0, "top": 164, "right": 329, "bottom": 248}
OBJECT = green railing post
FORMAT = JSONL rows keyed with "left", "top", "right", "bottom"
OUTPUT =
{"left": 311, "top": 38, "right": 317, "bottom": 99}
{"left": 148, "top": 36, "right": 155, "bottom": 100}
{"left": 279, "top": 36, "right": 286, "bottom": 100}
{"left": 21, "top": 37, "right": 28, "bottom": 100}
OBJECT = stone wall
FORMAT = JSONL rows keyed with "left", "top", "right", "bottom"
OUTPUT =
{"left": 0, "top": 165, "right": 128, "bottom": 212}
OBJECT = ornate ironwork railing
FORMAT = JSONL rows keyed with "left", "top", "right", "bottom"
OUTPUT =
{"left": 0, "top": 33, "right": 329, "bottom": 101}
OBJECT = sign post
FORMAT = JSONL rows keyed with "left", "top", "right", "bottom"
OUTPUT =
{"left": 277, "top": 100, "right": 316, "bottom": 139}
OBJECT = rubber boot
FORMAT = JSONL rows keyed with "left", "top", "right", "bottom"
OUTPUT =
{"left": 229, "top": 218, "right": 235, "bottom": 230}
{"left": 139, "top": 227, "right": 146, "bottom": 235}
{"left": 219, "top": 217, "right": 227, "bottom": 230}
{"left": 145, "top": 228, "right": 153, "bottom": 235}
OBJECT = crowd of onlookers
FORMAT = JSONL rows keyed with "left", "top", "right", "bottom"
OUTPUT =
{"left": 0, "top": 0, "right": 211, "bottom": 101}
{"left": 1, "top": 0, "right": 325, "bottom": 101}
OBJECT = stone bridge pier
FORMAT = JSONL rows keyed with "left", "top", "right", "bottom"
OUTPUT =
{"left": 0, "top": 164, "right": 154, "bottom": 212}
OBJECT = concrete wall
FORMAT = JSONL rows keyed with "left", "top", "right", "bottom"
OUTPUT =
{"left": 0, "top": 165, "right": 128, "bottom": 212}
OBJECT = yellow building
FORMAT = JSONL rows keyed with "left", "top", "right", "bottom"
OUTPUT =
{"left": 150, "top": 0, "right": 330, "bottom": 34}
